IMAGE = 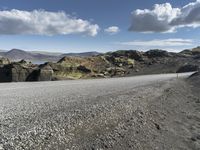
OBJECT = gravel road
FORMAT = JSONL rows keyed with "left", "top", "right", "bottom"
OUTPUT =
{"left": 0, "top": 72, "right": 198, "bottom": 150}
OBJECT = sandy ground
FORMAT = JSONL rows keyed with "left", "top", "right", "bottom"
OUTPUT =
{"left": 0, "top": 73, "right": 199, "bottom": 150}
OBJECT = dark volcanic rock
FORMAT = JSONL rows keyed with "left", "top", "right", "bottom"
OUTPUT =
{"left": 176, "top": 64, "right": 199, "bottom": 73}
{"left": 38, "top": 65, "right": 54, "bottom": 81}
{"left": 194, "top": 55, "right": 200, "bottom": 59}
{"left": 77, "top": 65, "right": 91, "bottom": 73}
{"left": 188, "top": 71, "right": 200, "bottom": 87}
{"left": 128, "top": 50, "right": 145, "bottom": 61}
{"left": 145, "top": 50, "right": 169, "bottom": 58}
{"left": 18, "top": 59, "right": 30, "bottom": 64}
{"left": 27, "top": 64, "right": 54, "bottom": 81}
{"left": 0, "top": 63, "right": 35, "bottom": 82}
{"left": 180, "top": 49, "right": 193, "bottom": 55}
{"left": 107, "top": 50, "right": 144, "bottom": 61}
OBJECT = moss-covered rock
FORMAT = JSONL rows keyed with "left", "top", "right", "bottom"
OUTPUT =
{"left": 0, "top": 57, "right": 10, "bottom": 65}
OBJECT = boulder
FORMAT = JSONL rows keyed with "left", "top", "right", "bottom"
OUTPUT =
{"left": 38, "top": 65, "right": 54, "bottom": 81}
{"left": 27, "top": 64, "right": 54, "bottom": 81}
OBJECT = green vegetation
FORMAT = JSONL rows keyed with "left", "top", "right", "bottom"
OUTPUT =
{"left": 54, "top": 71, "right": 84, "bottom": 79}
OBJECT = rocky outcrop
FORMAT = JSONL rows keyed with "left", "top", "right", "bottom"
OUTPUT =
{"left": 27, "top": 64, "right": 54, "bottom": 81}
{"left": 106, "top": 67, "right": 126, "bottom": 76}
{"left": 145, "top": 50, "right": 169, "bottom": 58}
{"left": 180, "top": 50, "right": 193, "bottom": 55}
{"left": 188, "top": 71, "right": 200, "bottom": 87}
{"left": 51, "top": 56, "right": 111, "bottom": 79}
{"left": 180, "top": 49, "right": 200, "bottom": 56}
{"left": 38, "top": 65, "right": 54, "bottom": 81}
{"left": 192, "top": 46, "right": 200, "bottom": 52}
{"left": 0, "top": 63, "right": 35, "bottom": 82}
{"left": 176, "top": 64, "right": 199, "bottom": 73}
{"left": 0, "top": 59, "right": 53, "bottom": 82}
{"left": 105, "top": 55, "right": 135, "bottom": 67}
{"left": 77, "top": 65, "right": 91, "bottom": 73}
{"left": 107, "top": 50, "right": 144, "bottom": 61}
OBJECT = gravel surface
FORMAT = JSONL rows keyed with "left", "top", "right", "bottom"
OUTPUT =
{"left": 0, "top": 72, "right": 198, "bottom": 150}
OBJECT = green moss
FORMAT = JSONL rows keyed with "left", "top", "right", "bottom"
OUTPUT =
{"left": 113, "top": 57, "right": 135, "bottom": 66}
{"left": 127, "top": 59, "right": 135, "bottom": 65}
{"left": 54, "top": 71, "right": 84, "bottom": 79}
{"left": 66, "top": 72, "right": 83, "bottom": 79}
{"left": 60, "top": 62, "right": 79, "bottom": 68}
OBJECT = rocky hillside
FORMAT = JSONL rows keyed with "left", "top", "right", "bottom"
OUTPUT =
{"left": 188, "top": 71, "right": 200, "bottom": 88}
{"left": 61, "top": 51, "right": 101, "bottom": 57}
{"left": 192, "top": 46, "right": 200, "bottom": 52}
{"left": 0, "top": 49, "right": 199, "bottom": 82}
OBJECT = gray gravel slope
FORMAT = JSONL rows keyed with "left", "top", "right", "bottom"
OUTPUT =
{"left": 0, "top": 73, "right": 196, "bottom": 149}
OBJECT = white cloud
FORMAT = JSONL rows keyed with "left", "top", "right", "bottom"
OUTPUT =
{"left": 105, "top": 26, "right": 120, "bottom": 34}
{"left": 129, "top": 0, "right": 200, "bottom": 33}
{"left": 0, "top": 9, "right": 99, "bottom": 36}
{"left": 119, "top": 39, "right": 193, "bottom": 47}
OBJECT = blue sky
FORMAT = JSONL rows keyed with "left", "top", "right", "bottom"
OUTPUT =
{"left": 0, "top": 0, "right": 199, "bottom": 52}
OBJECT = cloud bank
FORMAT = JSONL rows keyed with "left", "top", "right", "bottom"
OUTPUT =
{"left": 119, "top": 39, "right": 193, "bottom": 47}
{"left": 0, "top": 9, "right": 99, "bottom": 36}
{"left": 129, "top": 0, "right": 200, "bottom": 33}
{"left": 105, "top": 26, "right": 120, "bottom": 34}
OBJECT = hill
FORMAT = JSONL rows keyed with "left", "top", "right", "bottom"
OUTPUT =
{"left": 3, "top": 49, "right": 34, "bottom": 60}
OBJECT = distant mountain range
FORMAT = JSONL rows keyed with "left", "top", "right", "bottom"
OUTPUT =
{"left": 0, "top": 47, "right": 199, "bottom": 63}
{"left": 0, "top": 49, "right": 101, "bottom": 63}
